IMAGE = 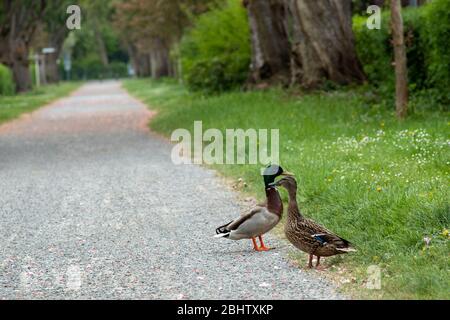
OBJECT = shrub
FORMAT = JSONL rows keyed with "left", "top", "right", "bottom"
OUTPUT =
{"left": 353, "top": 9, "right": 426, "bottom": 88}
{"left": 0, "top": 64, "right": 15, "bottom": 95}
{"left": 422, "top": 0, "right": 450, "bottom": 103}
{"left": 69, "top": 54, "right": 129, "bottom": 80}
{"left": 180, "top": 0, "right": 251, "bottom": 93}
{"left": 353, "top": 13, "right": 392, "bottom": 87}
{"left": 109, "top": 61, "right": 128, "bottom": 79}
{"left": 353, "top": 1, "right": 450, "bottom": 108}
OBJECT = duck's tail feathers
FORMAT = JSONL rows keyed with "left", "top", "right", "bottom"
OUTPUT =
{"left": 214, "top": 220, "right": 233, "bottom": 239}
{"left": 339, "top": 237, "right": 356, "bottom": 252}
{"left": 312, "top": 233, "right": 356, "bottom": 252}
{"left": 215, "top": 220, "right": 233, "bottom": 235}
{"left": 213, "top": 232, "right": 231, "bottom": 238}
{"left": 336, "top": 247, "right": 357, "bottom": 253}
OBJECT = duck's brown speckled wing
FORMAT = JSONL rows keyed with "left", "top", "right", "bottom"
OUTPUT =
{"left": 303, "top": 219, "right": 351, "bottom": 245}
{"left": 287, "top": 217, "right": 353, "bottom": 255}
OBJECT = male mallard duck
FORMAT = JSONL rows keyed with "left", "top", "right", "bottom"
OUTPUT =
{"left": 270, "top": 176, "right": 356, "bottom": 268}
{"left": 214, "top": 164, "right": 294, "bottom": 251}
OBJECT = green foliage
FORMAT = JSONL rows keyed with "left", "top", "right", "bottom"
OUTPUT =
{"left": 68, "top": 54, "right": 128, "bottom": 80}
{"left": 353, "top": 13, "right": 392, "bottom": 87}
{"left": 353, "top": 2, "right": 450, "bottom": 109}
{"left": 66, "top": 4, "right": 129, "bottom": 81}
{"left": 109, "top": 61, "right": 128, "bottom": 78}
{"left": 0, "top": 64, "right": 14, "bottom": 96}
{"left": 124, "top": 78, "right": 450, "bottom": 299}
{"left": 422, "top": 0, "right": 450, "bottom": 103}
{"left": 180, "top": 0, "right": 251, "bottom": 93}
{"left": 103, "top": 27, "right": 128, "bottom": 63}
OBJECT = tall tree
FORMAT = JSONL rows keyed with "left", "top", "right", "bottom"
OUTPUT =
{"left": 40, "top": 0, "right": 73, "bottom": 83}
{"left": 390, "top": 0, "right": 408, "bottom": 119}
{"left": 125, "top": 41, "right": 151, "bottom": 77}
{"left": 243, "top": 0, "right": 291, "bottom": 86}
{"left": 289, "top": 0, "right": 366, "bottom": 88}
{"left": 244, "top": 0, "right": 365, "bottom": 89}
{"left": 83, "top": 0, "right": 112, "bottom": 67}
{"left": 0, "top": 0, "right": 46, "bottom": 92}
{"left": 113, "top": 0, "right": 213, "bottom": 78}
{"left": 113, "top": 0, "right": 151, "bottom": 77}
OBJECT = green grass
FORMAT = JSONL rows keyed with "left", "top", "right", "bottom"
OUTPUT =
{"left": 0, "top": 82, "right": 81, "bottom": 125}
{"left": 124, "top": 78, "right": 450, "bottom": 299}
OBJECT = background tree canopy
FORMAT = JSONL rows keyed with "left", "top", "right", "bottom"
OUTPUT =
{"left": 0, "top": 0, "right": 449, "bottom": 112}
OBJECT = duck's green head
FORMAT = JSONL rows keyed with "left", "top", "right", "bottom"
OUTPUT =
{"left": 263, "top": 164, "right": 294, "bottom": 187}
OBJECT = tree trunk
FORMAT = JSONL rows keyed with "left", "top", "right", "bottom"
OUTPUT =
{"left": 12, "top": 61, "right": 32, "bottom": 92}
{"left": 244, "top": 0, "right": 291, "bottom": 86}
{"left": 390, "top": 0, "right": 408, "bottom": 119}
{"left": 134, "top": 52, "right": 151, "bottom": 77}
{"left": 126, "top": 43, "right": 139, "bottom": 76}
{"left": 44, "top": 51, "right": 60, "bottom": 83}
{"left": 127, "top": 43, "right": 151, "bottom": 77}
{"left": 93, "top": 23, "right": 109, "bottom": 67}
{"left": 0, "top": 31, "right": 33, "bottom": 93}
{"left": 10, "top": 38, "right": 32, "bottom": 92}
{"left": 0, "top": 1, "right": 45, "bottom": 92}
{"left": 44, "top": 30, "right": 67, "bottom": 84}
{"left": 138, "top": 53, "right": 151, "bottom": 77}
{"left": 289, "top": 0, "right": 366, "bottom": 88}
{"left": 44, "top": 42, "right": 63, "bottom": 84}
{"left": 150, "top": 38, "right": 170, "bottom": 79}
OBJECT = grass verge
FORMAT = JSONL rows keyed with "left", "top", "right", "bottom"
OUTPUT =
{"left": 0, "top": 82, "right": 81, "bottom": 125}
{"left": 124, "top": 78, "right": 449, "bottom": 299}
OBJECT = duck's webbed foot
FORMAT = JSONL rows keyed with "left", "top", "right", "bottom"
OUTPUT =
{"left": 251, "top": 236, "right": 272, "bottom": 251}
{"left": 257, "top": 235, "right": 272, "bottom": 251}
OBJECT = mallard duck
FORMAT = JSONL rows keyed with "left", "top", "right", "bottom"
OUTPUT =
{"left": 270, "top": 176, "right": 356, "bottom": 268}
{"left": 214, "top": 164, "right": 294, "bottom": 251}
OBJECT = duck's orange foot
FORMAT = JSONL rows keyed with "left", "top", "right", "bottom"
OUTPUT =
{"left": 251, "top": 236, "right": 273, "bottom": 252}
{"left": 251, "top": 237, "right": 259, "bottom": 251}
{"left": 256, "top": 236, "right": 273, "bottom": 251}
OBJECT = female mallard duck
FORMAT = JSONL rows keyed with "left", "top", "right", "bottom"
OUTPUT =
{"left": 270, "top": 176, "right": 356, "bottom": 268}
{"left": 214, "top": 164, "right": 294, "bottom": 251}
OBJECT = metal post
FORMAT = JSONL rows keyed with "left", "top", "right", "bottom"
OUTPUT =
{"left": 41, "top": 55, "right": 46, "bottom": 85}
{"left": 34, "top": 54, "right": 40, "bottom": 88}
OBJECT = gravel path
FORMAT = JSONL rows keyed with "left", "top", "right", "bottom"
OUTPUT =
{"left": 0, "top": 81, "right": 343, "bottom": 299}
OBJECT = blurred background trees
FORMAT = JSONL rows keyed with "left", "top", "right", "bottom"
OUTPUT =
{"left": 112, "top": 0, "right": 213, "bottom": 78}
{"left": 0, "top": 0, "right": 448, "bottom": 114}
{"left": 37, "top": 0, "right": 73, "bottom": 84}
{"left": 0, "top": 0, "right": 46, "bottom": 92}
{"left": 68, "top": 0, "right": 128, "bottom": 81}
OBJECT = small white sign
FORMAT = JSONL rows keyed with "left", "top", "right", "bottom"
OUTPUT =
{"left": 42, "top": 47, "right": 56, "bottom": 54}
